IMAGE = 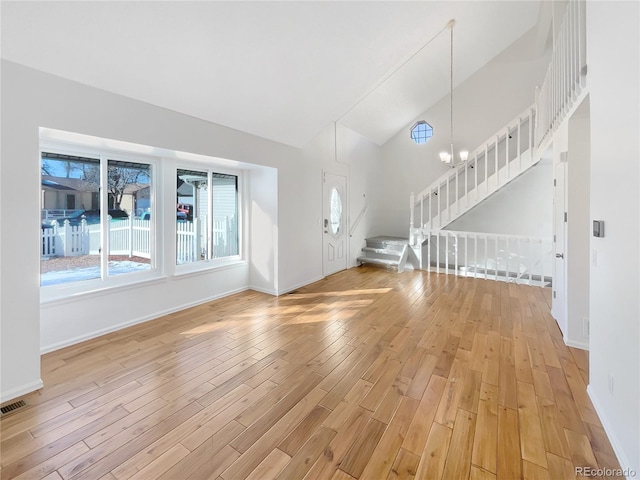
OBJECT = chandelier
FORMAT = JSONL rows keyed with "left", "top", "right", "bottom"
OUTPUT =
{"left": 439, "top": 20, "right": 468, "bottom": 167}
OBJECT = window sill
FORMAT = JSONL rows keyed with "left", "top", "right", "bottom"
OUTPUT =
{"left": 173, "top": 257, "right": 247, "bottom": 278}
{"left": 40, "top": 272, "right": 168, "bottom": 306}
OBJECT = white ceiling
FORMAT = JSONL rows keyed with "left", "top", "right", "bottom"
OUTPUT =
{"left": 1, "top": 1, "right": 540, "bottom": 148}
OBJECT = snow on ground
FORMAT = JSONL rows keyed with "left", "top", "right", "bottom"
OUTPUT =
{"left": 41, "top": 261, "right": 150, "bottom": 286}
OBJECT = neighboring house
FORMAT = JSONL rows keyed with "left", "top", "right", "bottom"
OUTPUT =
{"left": 1, "top": 0, "right": 638, "bottom": 475}
{"left": 41, "top": 176, "right": 98, "bottom": 212}
{"left": 41, "top": 175, "right": 150, "bottom": 215}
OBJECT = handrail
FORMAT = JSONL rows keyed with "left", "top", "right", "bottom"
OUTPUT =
{"left": 410, "top": 105, "right": 537, "bottom": 235}
{"left": 414, "top": 105, "right": 535, "bottom": 203}
{"left": 420, "top": 228, "right": 553, "bottom": 287}
{"left": 349, "top": 202, "right": 368, "bottom": 237}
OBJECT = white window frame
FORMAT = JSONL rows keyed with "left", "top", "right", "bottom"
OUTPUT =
{"left": 39, "top": 141, "right": 161, "bottom": 302}
{"left": 174, "top": 164, "right": 244, "bottom": 276}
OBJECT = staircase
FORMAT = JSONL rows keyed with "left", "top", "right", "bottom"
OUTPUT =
{"left": 410, "top": 106, "right": 539, "bottom": 244}
{"left": 357, "top": 236, "right": 411, "bottom": 272}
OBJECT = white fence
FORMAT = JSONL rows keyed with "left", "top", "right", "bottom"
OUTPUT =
{"left": 421, "top": 230, "right": 553, "bottom": 287}
{"left": 42, "top": 215, "right": 237, "bottom": 261}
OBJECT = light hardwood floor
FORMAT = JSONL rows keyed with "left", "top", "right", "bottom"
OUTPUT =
{"left": 0, "top": 267, "right": 623, "bottom": 479}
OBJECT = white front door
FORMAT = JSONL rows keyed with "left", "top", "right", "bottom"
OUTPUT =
{"left": 323, "top": 172, "right": 347, "bottom": 276}
{"left": 552, "top": 158, "right": 568, "bottom": 336}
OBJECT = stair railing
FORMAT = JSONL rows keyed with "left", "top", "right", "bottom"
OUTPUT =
{"left": 410, "top": 105, "right": 537, "bottom": 242}
{"left": 349, "top": 202, "right": 368, "bottom": 238}
{"left": 536, "top": 0, "right": 587, "bottom": 149}
{"left": 421, "top": 229, "right": 553, "bottom": 287}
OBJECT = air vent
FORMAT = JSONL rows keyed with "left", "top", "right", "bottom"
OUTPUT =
{"left": 1, "top": 399, "right": 27, "bottom": 416}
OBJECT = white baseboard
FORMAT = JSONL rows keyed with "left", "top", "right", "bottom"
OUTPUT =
{"left": 40, "top": 286, "right": 249, "bottom": 354}
{"left": 276, "top": 276, "right": 325, "bottom": 296}
{"left": 586, "top": 385, "right": 637, "bottom": 478}
{"left": 565, "top": 338, "right": 589, "bottom": 350}
{"left": 248, "top": 285, "right": 278, "bottom": 296}
{"left": 1, "top": 379, "right": 44, "bottom": 404}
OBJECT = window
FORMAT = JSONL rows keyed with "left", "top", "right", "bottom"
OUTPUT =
{"left": 410, "top": 121, "right": 433, "bottom": 145}
{"left": 41, "top": 151, "right": 154, "bottom": 287}
{"left": 176, "top": 169, "right": 239, "bottom": 265}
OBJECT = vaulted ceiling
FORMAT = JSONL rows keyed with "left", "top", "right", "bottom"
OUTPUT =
{"left": 1, "top": 1, "right": 540, "bottom": 147}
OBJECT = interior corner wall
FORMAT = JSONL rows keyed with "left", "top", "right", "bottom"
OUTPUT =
{"left": 375, "top": 27, "right": 550, "bottom": 237}
{"left": 566, "top": 100, "right": 590, "bottom": 350}
{"left": 586, "top": 1, "right": 640, "bottom": 473}
{"left": 0, "top": 60, "right": 327, "bottom": 402}
{"left": 248, "top": 166, "right": 278, "bottom": 295}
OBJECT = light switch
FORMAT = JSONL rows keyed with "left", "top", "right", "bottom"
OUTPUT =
{"left": 593, "top": 220, "right": 604, "bottom": 237}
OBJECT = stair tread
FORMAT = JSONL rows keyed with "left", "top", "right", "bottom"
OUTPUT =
{"left": 361, "top": 247, "right": 402, "bottom": 256}
{"left": 357, "top": 257, "right": 400, "bottom": 266}
{"left": 365, "top": 236, "right": 408, "bottom": 245}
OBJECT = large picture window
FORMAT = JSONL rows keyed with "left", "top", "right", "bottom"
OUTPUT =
{"left": 176, "top": 169, "right": 239, "bottom": 265}
{"left": 41, "top": 151, "right": 154, "bottom": 287}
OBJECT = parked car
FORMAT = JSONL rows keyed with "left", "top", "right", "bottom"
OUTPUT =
{"left": 139, "top": 211, "right": 187, "bottom": 221}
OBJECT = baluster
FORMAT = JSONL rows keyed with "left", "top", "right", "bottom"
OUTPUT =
{"left": 464, "top": 161, "right": 468, "bottom": 209}
{"left": 455, "top": 168, "right": 459, "bottom": 216}
{"left": 494, "top": 136, "right": 499, "bottom": 187}
{"left": 506, "top": 127, "right": 510, "bottom": 179}
{"left": 474, "top": 234, "right": 478, "bottom": 279}
{"left": 436, "top": 233, "right": 440, "bottom": 274}
{"left": 427, "top": 230, "right": 432, "bottom": 272}
{"left": 437, "top": 184, "right": 441, "bottom": 229}
{"left": 484, "top": 145, "right": 489, "bottom": 195}
{"left": 474, "top": 153, "right": 478, "bottom": 203}
{"left": 454, "top": 234, "right": 458, "bottom": 276}
{"left": 484, "top": 234, "right": 488, "bottom": 281}
{"left": 445, "top": 232, "right": 449, "bottom": 276}
{"left": 494, "top": 234, "right": 499, "bottom": 281}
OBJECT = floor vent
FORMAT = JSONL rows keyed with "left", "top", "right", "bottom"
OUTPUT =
{"left": 1, "top": 399, "right": 27, "bottom": 416}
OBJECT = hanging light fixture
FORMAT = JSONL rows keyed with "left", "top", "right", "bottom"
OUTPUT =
{"left": 440, "top": 19, "right": 468, "bottom": 167}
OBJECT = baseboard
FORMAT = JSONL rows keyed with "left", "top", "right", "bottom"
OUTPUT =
{"left": 586, "top": 385, "right": 637, "bottom": 478}
{"left": 40, "top": 286, "right": 249, "bottom": 354}
{"left": 248, "top": 285, "right": 278, "bottom": 296}
{"left": 276, "top": 276, "right": 325, "bottom": 296}
{"left": 565, "top": 338, "right": 589, "bottom": 350}
{"left": 1, "top": 379, "right": 44, "bottom": 404}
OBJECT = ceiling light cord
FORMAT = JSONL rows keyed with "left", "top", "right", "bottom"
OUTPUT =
{"left": 337, "top": 21, "right": 451, "bottom": 123}
{"left": 449, "top": 19, "right": 455, "bottom": 162}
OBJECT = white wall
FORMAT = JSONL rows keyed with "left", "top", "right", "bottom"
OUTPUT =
{"left": 248, "top": 166, "right": 279, "bottom": 294}
{"left": 446, "top": 159, "right": 553, "bottom": 237}
{"left": 302, "top": 123, "right": 384, "bottom": 272}
{"left": 566, "top": 100, "right": 590, "bottom": 349}
{"left": 375, "top": 27, "right": 550, "bottom": 237}
{"left": 1, "top": 60, "right": 382, "bottom": 401}
{"left": 586, "top": 2, "right": 640, "bottom": 473}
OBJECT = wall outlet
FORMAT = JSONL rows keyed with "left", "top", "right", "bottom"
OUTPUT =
{"left": 583, "top": 318, "right": 590, "bottom": 337}
{"left": 608, "top": 374, "right": 614, "bottom": 395}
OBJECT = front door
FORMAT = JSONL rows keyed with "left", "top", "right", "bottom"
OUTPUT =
{"left": 323, "top": 172, "right": 347, "bottom": 276}
{"left": 552, "top": 157, "right": 568, "bottom": 336}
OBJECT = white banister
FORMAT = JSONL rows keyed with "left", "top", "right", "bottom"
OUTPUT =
{"left": 419, "top": 229, "right": 552, "bottom": 287}
{"left": 536, "top": 0, "right": 586, "bottom": 149}
{"left": 410, "top": 105, "right": 537, "bottom": 232}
